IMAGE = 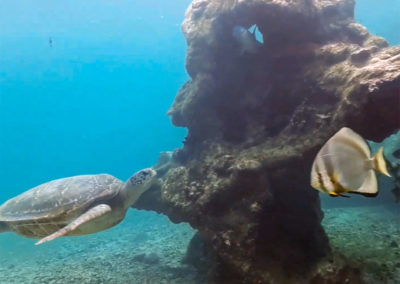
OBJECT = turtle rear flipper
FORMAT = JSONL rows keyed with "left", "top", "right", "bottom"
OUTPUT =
{"left": 0, "top": 221, "right": 9, "bottom": 233}
{"left": 35, "top": 204, "right": 112, "bottom": 245}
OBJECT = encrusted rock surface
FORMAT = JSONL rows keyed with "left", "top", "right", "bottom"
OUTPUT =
{"left": 135, "top": 0, "right": 400, "bottom": 283}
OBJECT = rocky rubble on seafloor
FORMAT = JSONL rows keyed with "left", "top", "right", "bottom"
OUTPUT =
{"left": 0, "top": 211, "right": 201, "bottom": 284}
{"left": 134, "top": 0, "right": 400, "bottom": 283}
{"left": 323, "top": 206, "right": 400, "bottom": 284}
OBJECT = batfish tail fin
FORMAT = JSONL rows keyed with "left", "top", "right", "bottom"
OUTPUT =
{"left": 372, "top": 147, "right": 391, "bottom": 177}
{"left": 0, "top": 222, "right": 9, "bottom": 233}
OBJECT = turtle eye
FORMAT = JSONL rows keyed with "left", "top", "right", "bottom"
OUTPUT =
{"left": 140, "top": 169, "right": 155, "bottom": 180}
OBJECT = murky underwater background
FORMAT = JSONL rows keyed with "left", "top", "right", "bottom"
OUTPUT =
{"left": 0, "top": 0, "right": 399, "bottom": 283}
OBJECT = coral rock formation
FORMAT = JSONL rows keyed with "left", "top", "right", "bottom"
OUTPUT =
{"left": 135, "top": 0, "right": 400, "bottom": 283}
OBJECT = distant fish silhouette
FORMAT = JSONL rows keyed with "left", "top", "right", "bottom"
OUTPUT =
{"left": 49, "top": 37, "right": 53, "bottom": 47}
{"left": 393, "top": 149, "right": 400, "bottom": 159}
{"left": 389, "top": 147, "right": 400, "bottom": 202}
{"left": 388, "top": 161, "right": 400, "bottom": 202}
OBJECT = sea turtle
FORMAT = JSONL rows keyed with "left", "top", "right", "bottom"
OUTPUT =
{"left": 0, "top": 168, "right": 156, "bottom": 245}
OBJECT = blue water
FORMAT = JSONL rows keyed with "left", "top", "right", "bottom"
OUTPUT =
{"left": 0, "top": 0, "right": 399, "bottom": 283}
{"left": 0, "top": 1, "right": 191, "bottom": 202}
{"left": 355, "top": 0, "right": 400, "bottom": 46}
{"left": 0, "top": 1, "right": 399, "bottom": 203}
{"left": 0, "top": 2, "right": 195, "bottom": 282}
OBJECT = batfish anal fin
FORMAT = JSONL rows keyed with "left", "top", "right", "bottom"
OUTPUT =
{"left": 330, "top": 173, "right": 351, "bottom": 196}
{"left": 35, "top": 204, "right": 112, "bottom": 245}
{"left": 356, "top": 170, "right": 378, "bottom": 195}
{"left": 329, "top": 191, "right": 350, "bottom": 198}
{"left": 361, "top": 192, "right": 379, "bottom": 198}
{"left": 347, "top": 191, "right": 378, "bottom": 198}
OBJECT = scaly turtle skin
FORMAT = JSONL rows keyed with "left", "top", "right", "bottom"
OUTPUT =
{"left": 0, "top": 168, "right": 156, "bottom": 245}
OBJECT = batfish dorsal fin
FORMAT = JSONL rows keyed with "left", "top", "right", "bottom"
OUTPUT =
{"left": 334, "top": 127, "right": 370, "bottom": 158}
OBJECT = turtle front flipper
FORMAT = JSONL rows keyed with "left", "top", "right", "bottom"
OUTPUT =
{"left": 35, "top": 204, "right": 112, "bottom": 245}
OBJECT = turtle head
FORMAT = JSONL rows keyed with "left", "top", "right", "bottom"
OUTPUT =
{"left": 123, "top": 168, "right": 157, "bottom": 207}
{"left": 128, "top": 168, "right": 157, "bottom": 186}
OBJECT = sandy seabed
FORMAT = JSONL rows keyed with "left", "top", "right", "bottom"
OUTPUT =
{"left": 0, "top": 206, "right": 399, "bottom": 284}
{"left": 322, "top": 205, "right": 400, "bottom": 284}
{"left": 0, "top": 210, "right": 202, "bottom": 284}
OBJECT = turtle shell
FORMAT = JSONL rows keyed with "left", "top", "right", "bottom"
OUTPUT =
{"left": 0, "top": 174, "right": 123, "bottom": 223}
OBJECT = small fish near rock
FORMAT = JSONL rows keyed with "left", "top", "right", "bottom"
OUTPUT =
{"left": 388, "top": 160, "right": 400, "bottom": 203}
{"left": 0, "top": 168, "right": 157, "bottom": 245}
{"left": 392, "top": 149, "right": 400, "bottom": 159}
{"left": 232, "top": 25, "right": 263, "bottom": 55}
